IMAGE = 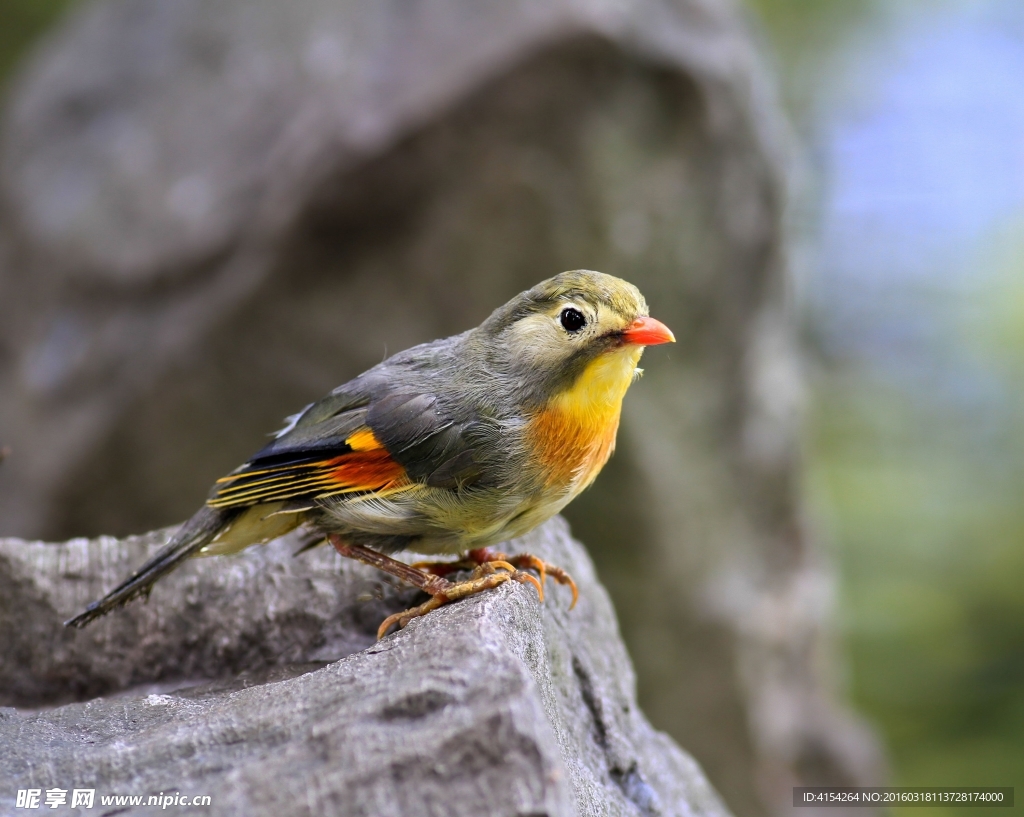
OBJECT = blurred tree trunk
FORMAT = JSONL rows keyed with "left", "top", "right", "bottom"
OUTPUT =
{"left": 0, "top": 0, "right": 882, "bottom": 813}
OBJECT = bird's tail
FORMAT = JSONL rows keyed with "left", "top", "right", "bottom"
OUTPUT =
{"left": 64, "top": 505, "right": 236, "bottom": 628}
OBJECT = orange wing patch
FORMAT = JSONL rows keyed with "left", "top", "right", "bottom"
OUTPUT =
{"left": 345, "top": 427, "right": 383, "bottom": 452}
{"left": 207, "top": 427, "right": 405, "bottom": 509}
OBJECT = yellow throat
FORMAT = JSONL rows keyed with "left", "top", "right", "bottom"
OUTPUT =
{"left": 531, "top": 345, "right": 644, "bottom": 490}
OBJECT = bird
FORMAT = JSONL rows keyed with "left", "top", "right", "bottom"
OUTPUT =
{"left": 65, "top": 270, "right": 674, "bottom": 638}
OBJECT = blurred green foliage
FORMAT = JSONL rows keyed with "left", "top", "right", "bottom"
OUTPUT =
{"left": 749, "top": 0, "right": 1019, "bottom": 810}
{"left": 809, "top": 356, "right": 1024, "bottom": 812}
{"left": 746, "top": 0, "right": 1024, "bottom": 810}
{"left": 0, "top": 0, "right": 78, "bottom": 90}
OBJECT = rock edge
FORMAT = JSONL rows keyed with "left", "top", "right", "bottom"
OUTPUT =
{"left": 0, "top": 517, "right": 730, "bottom": 817}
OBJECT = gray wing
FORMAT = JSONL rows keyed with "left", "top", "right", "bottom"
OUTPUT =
{"left": 209, "top": 343, "right": 492, "bottom": 509}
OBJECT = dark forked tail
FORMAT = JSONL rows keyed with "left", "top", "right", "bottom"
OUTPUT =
{"left": 64, "top": 505, "right": 236, "bottom": 629}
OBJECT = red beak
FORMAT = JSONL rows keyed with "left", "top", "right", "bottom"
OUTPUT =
{"left": 621, "top": 316, "right": 675, "bottom": 346}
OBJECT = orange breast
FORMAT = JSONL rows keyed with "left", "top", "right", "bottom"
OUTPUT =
{"left": 528, "top": 403, "right": 621, "bottom": 491}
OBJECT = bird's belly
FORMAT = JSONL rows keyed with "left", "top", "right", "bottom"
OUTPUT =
{"left": 316, "top": 405, "right": 622, "bottom": 555}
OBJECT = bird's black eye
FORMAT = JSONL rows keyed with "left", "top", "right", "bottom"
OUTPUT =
{"left": 560, "top": 307, "right": 587, "bottom": 333}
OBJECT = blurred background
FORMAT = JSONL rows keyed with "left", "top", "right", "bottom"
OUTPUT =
{"left": 1, "top": 0, "right": 1021, "bottom": 815}
{"left": 755, "top": 0, "right": 1024, "bottom": 807}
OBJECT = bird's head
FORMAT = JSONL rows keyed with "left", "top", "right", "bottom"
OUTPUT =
{"left": 476, "top": 270, "right": 674, "bottom": 412}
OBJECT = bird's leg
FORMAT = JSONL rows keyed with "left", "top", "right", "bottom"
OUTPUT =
{"left": 407, "top": 556, "right": 476, "bottom": 578}
{"left": 327, "top": 535, "right": 540, "bottom": 639}
{"left": 329, "top": 536, "right": 453, "bottom": 596}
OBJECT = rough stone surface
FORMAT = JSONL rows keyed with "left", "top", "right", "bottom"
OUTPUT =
{"left": 0, "top": 517, "right": 729, "bottom": 817}
{"left": 0, "top": 0, "right": 884, "bottom": 813}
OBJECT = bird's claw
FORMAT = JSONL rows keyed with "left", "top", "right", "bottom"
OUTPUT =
{"left": 377, "top": 567, "right": 522, "bottom": 639}
{"left": 377, "top": 594, "right": 448, "bottom": 640}
{"left": 467, "top": 548, "right": 578, "bottom": 609}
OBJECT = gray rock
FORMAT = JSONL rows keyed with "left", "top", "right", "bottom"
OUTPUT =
{"left": 0, "top": 517, "right": 730, "bottom": 817}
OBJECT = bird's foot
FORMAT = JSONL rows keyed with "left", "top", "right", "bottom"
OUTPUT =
{"left": 375, "top": 563, "right": 542, "bottom": 639}
{"left": 413, "top": 547, "right": 578, "bottom": 608}
{"left": 475, "top": 549, "right": 579, "bottom": 608}
{"left": 327, "top": 535, "right": 542, "bottom": 639}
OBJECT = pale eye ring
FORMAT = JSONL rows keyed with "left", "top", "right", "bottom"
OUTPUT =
{"left": 560, "top": 307, "right": 587, "bottom": 333}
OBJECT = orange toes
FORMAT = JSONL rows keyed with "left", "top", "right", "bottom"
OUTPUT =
{"left": 469, "top": 550, "right": 578, "bottom": 609}
{"left": 509, "top": 570, "right": 544, "bottom": 601}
